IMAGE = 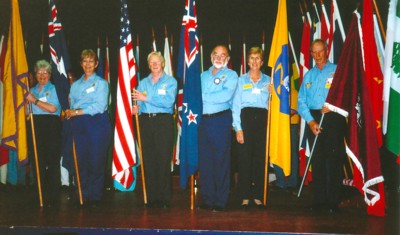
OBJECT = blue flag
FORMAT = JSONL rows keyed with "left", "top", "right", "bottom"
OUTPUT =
{"left": 177, "top": 0, "right": 202, "bottom": 189}
{"left": 48, "top": 0, "right": 70, "bottom": 110}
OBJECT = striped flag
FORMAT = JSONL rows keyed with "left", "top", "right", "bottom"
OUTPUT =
{"left": 1, "top": 0, "right": 29, "bottom": 163}
{"left": 112, "top": 0, "right": 137, "bottom": 188}
{"left": 267, "top": 0, "right": 291, "bottom": 176}
{"left": 328, "top": 0, "right": 346, "bottom": 64}
{"left": 48, "top": 0, "right": 70, "bottom": 111}
{"left": 177, "top": 0, "right": 202, "bottom": 189}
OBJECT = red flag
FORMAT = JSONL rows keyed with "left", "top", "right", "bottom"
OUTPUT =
{"left": 0, "top": 35, "right": 6, "bottom": 82}
{"left": 104, "top": 36, "right": 110, "bottom": 83}
{"left": 112, "top": 0, "right": 137, "bottom": 188}
{"left": 320, "top": 1, "right": 330, "bottom": 42}
{"left": 325, "top": 13, "right": 386, "bottom": 216}
{"left": 298, "top": 12, "right": 312, "bottom": 184}
{"left": 362, "top": 0, "right": 383, "bottom": 147}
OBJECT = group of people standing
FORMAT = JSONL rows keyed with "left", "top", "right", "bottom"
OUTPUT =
{"left": 22, "top": 38, "right": 346, "bottom": 214}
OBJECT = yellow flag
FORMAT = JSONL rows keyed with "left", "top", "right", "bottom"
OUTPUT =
{"left": 2, "top": 0, "right": 29, "bottom": 162}
{"left": 267, "top": 0, "right": 291, "bottom": 176}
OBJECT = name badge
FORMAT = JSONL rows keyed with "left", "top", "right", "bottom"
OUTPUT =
{"left": 158, "top": 89, "right": 166, "bottom": 95}
{"left": 243, "top": 84, "right": 252, "bottom": 89}
{"left": 39, "top": 97, "right": 47, "bottom": 103}
{"left": 86, "top": 87, "right": 95, "bottom": 93}
{"left": 252, "top": 88, "right": 261, "bottom": 94}
{"left": 325, "top": 77, "right": 333, "bottom": 89}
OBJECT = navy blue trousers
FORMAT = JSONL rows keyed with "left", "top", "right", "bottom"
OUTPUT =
{"left": 198, "top": 110, "right": 232, "bottom": 208}
{"left": 71, "top": 112, "right": 111, "bottom": 201}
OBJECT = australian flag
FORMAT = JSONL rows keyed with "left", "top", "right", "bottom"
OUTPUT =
{"left": 48, "top": 0, "right": 70, "bottom": 110}
{"left": 177, "top": 0, "right": 202, "bottom": 189}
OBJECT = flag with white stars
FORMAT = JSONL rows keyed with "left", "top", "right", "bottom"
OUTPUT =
{"left": 177, "top": 0, "right": 202, "bottom": 189}
{"left": 112, "top": 0, "right": 137, "bottom": 189}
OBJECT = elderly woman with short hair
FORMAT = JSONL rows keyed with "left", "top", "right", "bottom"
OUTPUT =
{"left": 26, "top": 59, "right": 62, "bottom": 207}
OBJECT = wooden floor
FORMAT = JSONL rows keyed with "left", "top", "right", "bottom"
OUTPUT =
{"left": 0, "top": 176, "right": 398, "bottom": 235}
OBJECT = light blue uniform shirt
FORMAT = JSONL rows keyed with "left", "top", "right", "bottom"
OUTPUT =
{"left": 137, "top": 72, "right": 177, "bottom": 114}
{"left": 232, "top": 72, "right": 270, "bottom": 131}
{"left": 69, "top": 73, "right": 109, "bottom": 116}
{"left": 298, "top": 62, "right": 336, "bottom": 123}
{"left": 31, "top": 82, "right": 61, "bottom": 116}
{"left": 201, "top": 66, "right": 238, "bottom": 114}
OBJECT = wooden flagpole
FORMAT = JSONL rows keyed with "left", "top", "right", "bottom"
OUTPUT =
{"left": 134, "top": 112, "right": 147, "bottom": 205}
{"left": 372, "top": 0, "right": 386, "bottom": 42}
{"left": 72, "top": 138, "right": 83, "bottom": 205}
{"left": 263, "top": 92, "right": 272, "bottom": 205}
{"left": 190, "top": 175, "right": 195, "bottom": 210}
{"left": 26, "top": 84, "right": 43, "bottom": 207}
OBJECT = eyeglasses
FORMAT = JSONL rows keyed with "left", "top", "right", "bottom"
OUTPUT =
{"left": 212, "top": 53, "right": 227, "bottom": 59}
{"left": 36, "top": 71, "right": 49, "bottom": 75}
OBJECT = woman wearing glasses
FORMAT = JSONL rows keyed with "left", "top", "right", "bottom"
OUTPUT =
{"left": 64, "top": 49, "right": 111, "bottom": 208}
{"left": 26, "top": 59, "right": 62, "bottom": 208}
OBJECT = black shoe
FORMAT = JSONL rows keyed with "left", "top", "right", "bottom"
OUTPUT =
{"left": 212, "top": 206, "right": 225, "bottom": 212}
{"left": 196, "top": 204, "right": 213, "bottom": 210}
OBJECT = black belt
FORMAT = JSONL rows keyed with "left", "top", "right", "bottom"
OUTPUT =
{"left": 141, "top": 112, "right": 170, "bottom": 117}
{"left": 202, "top": 109, "right": 229, "bottom": 118}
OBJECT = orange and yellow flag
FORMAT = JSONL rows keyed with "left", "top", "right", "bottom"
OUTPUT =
{"left": 1, "top": 0, "right": 29, "bottom": 162}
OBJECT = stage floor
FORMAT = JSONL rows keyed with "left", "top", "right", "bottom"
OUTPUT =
{"left": 0, "top": 176, "right": 398, "bottom": 235}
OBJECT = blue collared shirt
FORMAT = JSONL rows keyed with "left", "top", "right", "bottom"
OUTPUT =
{"left": 137, "top": 72, "right": 177, "bottom": 114}
{"left": 232, "top": 72, "right": 270, "bottom": 131}
{"left": 31, "top": 82, "right": 61, "bottom": 116}
{"left": 69, "top": 73, "right": 109, "bottom": 116}
{"left": 298, "top": 62, "right": 337, "bottom": 123}
{"left": 201, "top": 66, "right": 238, "bottom": 114}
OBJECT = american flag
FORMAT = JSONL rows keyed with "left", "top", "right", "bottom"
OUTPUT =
{"left": 48, "top": 0, "right": 70, "bottom": 111}
{"left": 112, "top": 0, "right": 137, "bottom": 188}
{"left": 177, "top": 0, "right": 202, "bottom": 189}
